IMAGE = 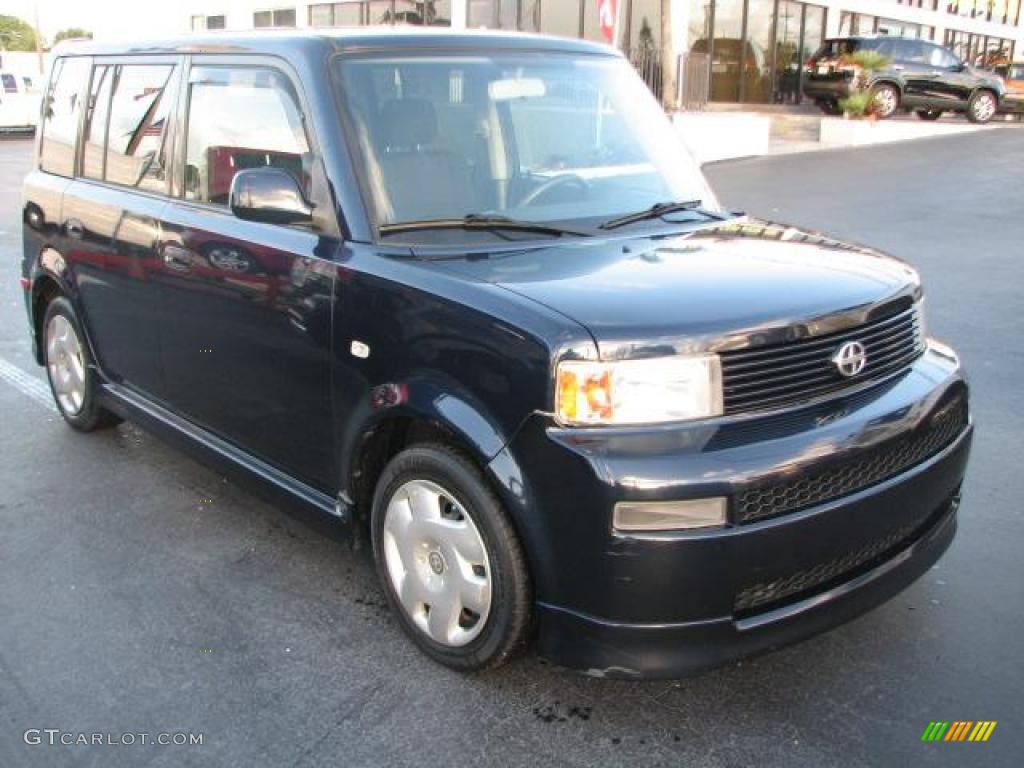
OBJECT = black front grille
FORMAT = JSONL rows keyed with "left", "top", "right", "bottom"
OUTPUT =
{"left": 733, "top": 496, "right": 955, "bottom": 615}
{"left": 720, "top": 307, "right": 924, "bottom": 416}
{"left": 736, "top": 396, "right": 968, "bottom": 524}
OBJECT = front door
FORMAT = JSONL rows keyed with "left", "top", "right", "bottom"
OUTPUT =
{"left": 923, "top": 44, "right": 975, "bottom": 107}
{"left": 155, "top": 60, "right": 339, "bottom": 492}
{"left": 889, "top": 39, "right": 938, "bottom": 108}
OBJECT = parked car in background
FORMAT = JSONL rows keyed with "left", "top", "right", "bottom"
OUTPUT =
{"left": 994, "top": 61, "right": 1024, "bottom": 114}
{"left": 804, "top": 35, "right": 1004, "bottom": 122}
{"left": 0, "top": 70, "right": 41, "bottom": 131}
{"left": 23, "top": 31, "right": 972, "bottom": 678}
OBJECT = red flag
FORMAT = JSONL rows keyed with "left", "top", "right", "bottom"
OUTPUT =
{"left": 598, "top": 0, "right": 618, "bottom": 44}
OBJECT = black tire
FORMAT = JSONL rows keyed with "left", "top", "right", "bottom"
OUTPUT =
{"left": 869, "top": 83, "right": 899, "bottom": 119}
{"left": 42, "top": 297, "right": 121, "bottom": 431}
{"left": 371, "top": 443, "right": 531, "bottom": 671}
{"left": 817, "top": 100, "right": 842, "bottom": 116}
{"left": 916, "top": 109, "right": 943, "bottom": 121}
{"left": 966, "top": 90, "right": 997, "bottom": 124}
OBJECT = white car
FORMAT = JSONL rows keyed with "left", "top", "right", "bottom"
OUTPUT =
{"left": 0, "top": 71, "right": 41, "bottom": 131}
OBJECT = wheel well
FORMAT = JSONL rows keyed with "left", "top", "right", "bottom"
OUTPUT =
{"left": 872, "top": 80, "right": 902, "bottom": 97}
{"left": 350, "top": 416, "right": 474, "bottom": 530}
{"left": 31, "top": 275, "right": 62, "bottom": 362}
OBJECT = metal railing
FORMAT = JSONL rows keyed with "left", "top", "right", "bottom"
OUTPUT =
{"left": 623, "top": 46, "right": 663, "bottom": 103}
{"left": 678, "top": 52, "right": 710, "bottom": 111}
{"left": 623, "top": 48, "right": 710, "bottom": 111}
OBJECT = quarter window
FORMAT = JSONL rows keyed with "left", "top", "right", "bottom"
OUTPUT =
{"left": 183, "top": 66, "right": 311, "bottom": 206}
{"left": 80, "top": 63, "right": 178, "bottom": 192}
{"left": 82, "top": 64, "right": 113, "bottom": 180}
{"left": 40, "top": 57, "right": 89, "bottom": 177}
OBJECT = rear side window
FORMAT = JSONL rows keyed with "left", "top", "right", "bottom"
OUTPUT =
{"left": 82, "top": 63, "right": 177, "bottom": 192}
{"left": 40, "top": 57, "right": 89, "bottom": 177}
{"left": 183, "top": 66, "right": 310, "bottom": 206}
{"left": 2, "top": 73, "right": 17, "bottom": 93}
{"left": 892, "top": 40, "right": 926, "bottom": 65}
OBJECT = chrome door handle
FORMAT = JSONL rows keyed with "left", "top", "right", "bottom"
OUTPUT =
{"left": 161, "top": 243, "right": 194, "bottom": 271}
{"left": 892, "top": 65, "right": 905, "bottom": 71}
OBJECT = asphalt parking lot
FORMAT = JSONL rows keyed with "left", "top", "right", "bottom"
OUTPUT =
{"left": 1, "top": 130, "right": 1022, "bottom": 768}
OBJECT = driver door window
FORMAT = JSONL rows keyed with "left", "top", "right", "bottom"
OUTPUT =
{"left": 184, "top": 66, "right": 311, "bottom": 206}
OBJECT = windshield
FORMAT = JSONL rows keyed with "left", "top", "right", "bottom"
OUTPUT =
{"left": 333, "top": 52, "right": 718, "bottom": 241}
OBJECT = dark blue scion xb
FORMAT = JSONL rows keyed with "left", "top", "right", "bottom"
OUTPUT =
{"left": 21, "top": 29, "right": 972, "bottom": 678}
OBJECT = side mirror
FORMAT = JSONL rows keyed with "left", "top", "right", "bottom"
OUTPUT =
{"left": 229, "top": 167, "right": 314, "bottom": 225}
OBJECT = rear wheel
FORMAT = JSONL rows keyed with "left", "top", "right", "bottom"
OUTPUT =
{"left": 916, "top": 109, "right": 943, "bottom": 121}
{"left": 869, "top": 84, "right": 899, "bottom": 119}
{"left": 371, "top": 444, "right": 531, "bottom": 671}
{"left": 43, "top": 297, "right": 121, "bottom": 431}
{"left": 966, "top": 90, "right": 997, "bottom": 123}
{"left": 817, "top": 100, "right": 842, "bottom": 116}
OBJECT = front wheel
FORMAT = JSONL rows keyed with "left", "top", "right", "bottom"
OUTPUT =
{"left": 869, "top": 84, "right": 899, "bottom": 119}
{"left": 43, "top": 297, "right": 121, "bottom": 431}
{"left": 916, "top": 109, "right": 943, "bottom": 121}
{"left": 966, "top": 90, "right": 997, "bottom": 123}
{"left": 371, "top": 444, "right": 531, "bottom": 671}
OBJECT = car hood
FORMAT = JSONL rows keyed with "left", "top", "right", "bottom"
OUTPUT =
{"left": 432, "top": 220, "right": 921, "bottom": 359}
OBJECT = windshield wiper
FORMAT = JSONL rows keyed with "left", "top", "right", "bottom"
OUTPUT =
{"left": 598, "top": 200, "right": 729, "bottom": 230}
{"left": 379, "top": 214, "right": 592, "bottom": 239}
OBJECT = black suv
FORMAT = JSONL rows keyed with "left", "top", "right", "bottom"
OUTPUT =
{"left": 22, "top": 31, "right": 972, "bottom": 678}
{"left": 804, "top": 35, "right": 1004, "bottom": 122}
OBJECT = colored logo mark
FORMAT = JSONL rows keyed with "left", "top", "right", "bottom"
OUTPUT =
{"left": 921, "top": 721, "right": 997, "bottom": 742}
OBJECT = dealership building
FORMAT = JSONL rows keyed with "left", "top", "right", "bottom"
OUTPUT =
{"left": 185, "top": 1, "right": 1024, "bottom": 105}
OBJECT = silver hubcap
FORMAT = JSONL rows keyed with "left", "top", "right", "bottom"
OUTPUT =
{"left": 973, "top": 94, "right": 995, "bottom": 122}
{"left": 382, "top": 479, "right": 491, "bottom": 647}
{"left": 873, "top": 87, "right": 896, "bottom": 116}
{"left": 45, "top": 314, "right": 86, "bottom": 416}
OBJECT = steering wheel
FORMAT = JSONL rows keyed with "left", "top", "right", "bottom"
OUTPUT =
{"left": 517, "top": 173, "right": 590, "bottom": 207}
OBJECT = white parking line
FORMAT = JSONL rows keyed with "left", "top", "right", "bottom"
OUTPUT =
{"left": 0, "top": 357, "right": 57, "bottom": 412}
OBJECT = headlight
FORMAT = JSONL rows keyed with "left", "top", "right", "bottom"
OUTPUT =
{"left": 555, "top": 355, "right": 723, "bottom": 426}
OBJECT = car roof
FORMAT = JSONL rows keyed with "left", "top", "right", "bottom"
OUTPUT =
{"left": 50, "top": 28, "right": 620, "bottom": 60}
{"left": 825, "top": 35, "right": 937, "bottom": 42}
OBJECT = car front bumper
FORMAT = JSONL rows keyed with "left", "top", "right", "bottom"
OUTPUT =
{"left": 491, "top": 343, "right": 971, "bottom": 678}
{"left": 999, "top": 92, "right": 1024, "bottom": 113}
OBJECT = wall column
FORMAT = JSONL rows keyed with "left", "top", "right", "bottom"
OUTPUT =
{"left": 824, "top": 0, "right": 842, "bottom": 36}
{"left": 672, "top": 0, "right": 690, "bottom": 55}
{"left": 451, "top": 0, "right": 468, "bottom": 29}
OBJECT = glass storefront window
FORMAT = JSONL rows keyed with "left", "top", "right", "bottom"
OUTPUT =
{"left": 309, "top": 2, "right": 364, "bottom": 26}
{"left": 745, "top": 0, "right": 774, "bottom": 103}
{"left": 799, "top": 3, "right": 825, "bottom": 101}
{"left": 531, "top": 0, "right": 581, "bottom": 37}
{"left": 367, "top": 0, "right": 395, "bottom": 23}
{"left": 626, "top": 0, "right": 662, "bottom": 52}
{"left": 468, "top": 0, "right": 498, "bottom": 27}
{"left": 773, "top": 1, "right": 803, "bottom": 104}
{"left": 699, "top": 0, "right": 743, "bottom": 102}
{"left": 394, "top": 1, "right": 451, "bottom": 25}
